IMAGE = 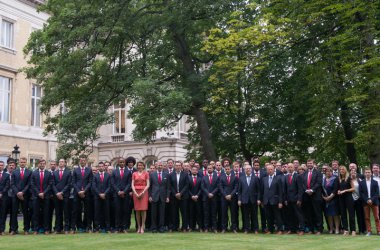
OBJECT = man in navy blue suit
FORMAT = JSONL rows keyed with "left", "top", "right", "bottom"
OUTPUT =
{"left": 31, "top": 159, "right": 53, "bottom": 234}
{"left": 52, "top": 159, "right": 72, "bottom": 234}
{"left": 261, "top": 164, "right": 284, "bottom": 234}
{"left": 112, "top": 158, "right": 132, "bottom": 233}
{"left": 201, "top": 164, "right": 219, "bottom": 233}
{"left": 11, "top": 157, "right": 32, "bottom": 234}
{"left": 188, "top": 166, "right": 203, "bottom": 232}
{"left": 92, "top": 162, "right": 112, "bottom": 233}
{"left": 0, "top": 160, "right": 10, "bottom": 235}
{"left": 169, "top": 161, "right": 189, "bottom": 232}
{"left": 219, "top": 164, "right": 238, "bottom": 233}
{"left": 72, "top": 155, "right": 93, "bottom": 233}
{"left": 238, "top": 164, "right": 261, "bottom": 233}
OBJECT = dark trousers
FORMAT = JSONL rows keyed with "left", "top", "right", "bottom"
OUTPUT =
{"left": 189, "top": 199, "right": 202, "bottom": 230}
{"left": 216, "top": 195, "right": 222, "bottom": 230}
{"left": 151, "top": 200, "right": 166, "bottom": 231}
{"left": 353, "top": 199, "right": 365, "bottom": 233}
{"left": 286, "top": 201, "right": 304, "bottom": 231}
{"left": 221, "top": 197, "right": 237, "bottom": 230}
{"left": 171, "top": 198, "right": 188, "bottom": 230}
{"left": 48, "top": 197, "right": 54, "bottom": 232}
{"left": 94, "top": 197, "right": 110, "bottom": 231}
{"left": 72, "top": 195, "right": 92, "bottom": 230}
{"left": 259, "top": 205, "right": 267, "bottom": 232}
{"left": 13, "top": 196, "right": 32, "bottom": 232}
{"left": 114, "top": 196, "right": 130, "bottom": 231}
{"left": 109, "top": 196, "right": 115, "bottom": 230}
{"left": 241, "top": 202, "right": 258, "bottom": 231}
{"left": 54, "top": 197, "right": 70, "bottom": 232}
{"left": 203, "top": 197, "right": 217, "bottom": 230}
{"left": 339, "top": 194, "right": 355, "bottom": 232}
{"left": 32, "top": 197, "right": 50, "bottom": 232}
{"left": 0, "top": 196, "right": 16, "bottom": 232}
{"left": 165, "top": 200, "right": 173, "bottom": 229}
{"left": 265, "top": 204, "right": 283, "bottom": 233}
{"left": 302, "top": 196, "right": 322, "bottom": 232}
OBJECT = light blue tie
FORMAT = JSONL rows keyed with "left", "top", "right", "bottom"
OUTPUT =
{"left": 269, "top": 176, "right": 273, "bottom": 187}
{"left": 247, "top": 176, "right": 251, "bottom": 186}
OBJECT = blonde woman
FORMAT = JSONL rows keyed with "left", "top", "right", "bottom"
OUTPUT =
{"left": 338, "top": 165, "right": 356, "bottom": 235}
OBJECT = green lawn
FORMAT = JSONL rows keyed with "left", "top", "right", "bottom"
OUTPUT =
{"left": 0, "top": 232, "right": 379, "bottom": 250}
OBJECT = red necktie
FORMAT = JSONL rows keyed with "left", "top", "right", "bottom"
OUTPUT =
{"left": 59, "top": 170, "right": 63, "bottom": 180}
{"left": 158, "top": 172, "right": 162, "bottom": 184}
{"left": 204, "top": 170, "right": 206, "bottom": 176}
{"left": 288, "top": 174, "right": 292, "bottom": 185}
{"left": 120, "top": 168, "right": 124, "bottom": 179}
{"left": 20, "top": 168, "right": 24, "bottom": 180}
{"left": 193, "top": 176, "right": 196, "bottom": 186}
{"left": 209, "top": 174, "right": 212, "bottom": 184}
{"left": 217, "top": 172, "right": 221, "bottom": 177}
{"left": 227, "top": 175, "right": 230, "bottom": 184}
{"left": 235, "top": 172, "right": 239, "bottom": 178}
{"left": 100, "top": 173, "right": 104, "bottom": 182}
{"left": 255, "top": 172, "right": 259, "bottom": 177}
{"left": 81, "top": 168, "right": 85, "bottom": 178}
{"left": 40, "top": 171, "right": 44, "bottom": 193}
{"left": 307, "top": 171, "right": 312, "bottom": 189}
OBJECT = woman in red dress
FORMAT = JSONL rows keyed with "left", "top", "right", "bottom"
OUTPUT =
{"left": 132, "top": 161, "right": 150, "bottom": 233}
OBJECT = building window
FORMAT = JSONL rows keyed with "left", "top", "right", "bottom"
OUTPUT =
{"left": 113, "top": 101, "right": 126, "bottom": 134}
{"left": 31, "top": 84, "right": 42, "bottom": 127}
{"left": 0, "top": 76, "right": 11, "bottom": 123}
{"left": 1, "top": 19, "right": 14, "bottom": 49}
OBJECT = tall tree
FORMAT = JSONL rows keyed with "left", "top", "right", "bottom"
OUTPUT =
{"left": 24, "top": 0, "right": 236, "bottom": 160}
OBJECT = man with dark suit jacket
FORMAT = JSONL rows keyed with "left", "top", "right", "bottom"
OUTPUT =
{"left": 112, "top": 158, "right": 132, "bottom": 233}
{"left": 0, "top": 160, "right": 10, "bottom": 235}
{"left": 284, "top": 163, "right": 304, "bottom": 235}
{"left": 219, "top": 164, "right": 238, "bottom": 233}
{"left": 302, "top": 159, "right": 323, "bottom": 234}
{"left": 92, "top": 162, "right": 112, "bottom": 233}
{"left": 72, "top": 155, "right": 93, "bottom": 233}
{"left": 201, "top": 164, "right": 219, "bottom": 233}
{"left": 188, "top": 166, "right": 203, "bottom": 232}
{"left": 52, "top": 159, "right": 72, "bottom": 233}
{"left": 125, "top": 156, "right": 137, "bottom": 230}
{"left": 359, "top": 167, "right": 380, "bottom": 236}
{"left": 149, "top": 161, "right": 170, "bottom": 233}
{"left": 261, "top": 164, "right": 283, "bottom": 234}
{"left": 169, "top": 161, "right": 189, "bottom": 232}
{"left": 30, "top": 159, "right": 53, "bottom": 234}
{"left": 238, "top": 164, "right": 261, "bottom": 233}
{"left": 11, "top": 157, "right": 32, "bottom": 234}
{"left": 252, "top": 160, "right": 267, "bottom": 232}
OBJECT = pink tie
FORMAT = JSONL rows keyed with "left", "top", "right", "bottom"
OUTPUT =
{"left": 227, "top": 175, "right": 230, "bottom": 184}
{"left": 59, "top": 170, "right": 63, "bottom": 180}
{"left": 158, "top": 172, "right": 162, "bottom": 184}
{"left": 100, "top": 173, "right": 104, "bottom": 182}
{"left": 120, "top": 168, "right": 124, "bottom": 179}
{"left": 40, "top": 171, "right": 44, "bottom": 193}
{"left": 21, "top": 169, "right": 24, "bottom": 180}
{"left": 81, "top": 168, "right": 85, "bottom": 177}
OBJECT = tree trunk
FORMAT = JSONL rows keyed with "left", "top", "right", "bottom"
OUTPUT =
{"left": 193, "top": 107, "right": 217, "bottom": 160}
{"left": 339, "top": 101, "right": 357, "bottom": 164}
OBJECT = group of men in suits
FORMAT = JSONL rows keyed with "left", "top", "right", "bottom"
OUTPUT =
{"left": 1, "top": 155, "right": 380, "bottom": 236}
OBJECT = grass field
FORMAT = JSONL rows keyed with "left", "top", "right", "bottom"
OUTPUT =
{"left": 0, "top": 231, "right": 379, "bottom": 250}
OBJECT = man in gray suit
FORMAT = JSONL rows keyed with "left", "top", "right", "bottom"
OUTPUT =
{"left": 149, "top": 161, "right": 170, "bottom": 233}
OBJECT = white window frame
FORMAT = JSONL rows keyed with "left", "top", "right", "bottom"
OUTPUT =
{"left": 0, "top": 76, "right": 11, "bottom": 123}
{"left": 0, "top": 18, "right": 15, "bottom": 49}
{"left": 113, "top": 101, "right": 126, "bottom": 134}
{"left": 31, "top": 84, "right": 42, "bottom": 127}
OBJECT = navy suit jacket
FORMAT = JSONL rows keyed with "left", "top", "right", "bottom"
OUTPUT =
{"left": 261, "top": 175, "right": 283, "bottom": 205}
{"left": 30, "top": 169, "right": 53, "bottom": 199}
{"left": 201, "top": 172, "right": 219, "bottom": 201}
{"left": 188, "top": 175, "right": 202, "bottom": 198}
{"left": 52, "top": 168, "right": 72, "bottom": 198}
{"left": 11, "top": 167, "right": 32, "bottom": 196}
{"left": 169, "top": 171, "right": 189, "bottom": 200}
{"left": 302, "top": 169, "right": 322, "bottom": 201}
{"left": 359, "top": 178, "right": 379, "bottom": 206}
{"left": 92, "top": 172, "right": 112, "bottom": 197}
{"left": 72, "top": 167, "right": 93, "bottom": 194}
{"left": 238, "top": 175, "right": 261, "bottom": 204}
{"left": 219, "top": 173, "right": 238, "bottom": 198}
{"left": 112, "top": 167, "right": 132, "bottom": 196}
{"left": 0, "top": 172, "right": 10, "bottom": 196}
{"left": 284, "top": 173, "right": 303, "bottom": 202}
